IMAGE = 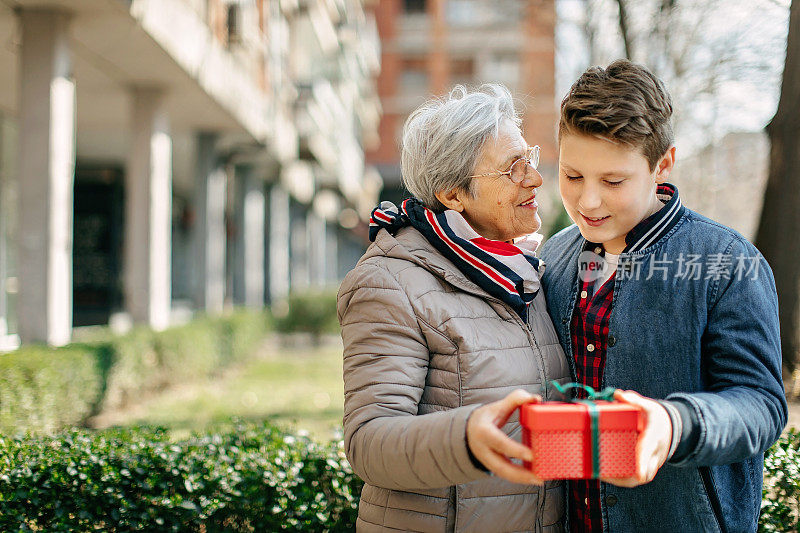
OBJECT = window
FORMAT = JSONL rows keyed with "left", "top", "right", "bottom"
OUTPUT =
{"left": 480, "top": 54, "right": 519, "bottom": 87}
{"left": 404, "top": 0, "right": 426, "bottom": 14}
{"left": 450, "top": 57, "right": 475, "bottom": 87}
{"left": 227, "top": 4, "right": 240, "bottom": 45}
{"left": 400, "top": 58, "right": 429, "bottom": 93}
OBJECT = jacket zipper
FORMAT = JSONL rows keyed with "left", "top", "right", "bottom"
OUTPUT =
{"left": 453, "top": 484, "right": 460, "bottom": 531}
{"left": 431, "top": 281, "right": 545, "bottom": 529}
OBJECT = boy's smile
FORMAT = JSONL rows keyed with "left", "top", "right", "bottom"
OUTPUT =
{"left": 581, "top": 214, "right": 610, "bottom": 227}
{"left": 558, "top": 133, "right": 675, "bottom": 254}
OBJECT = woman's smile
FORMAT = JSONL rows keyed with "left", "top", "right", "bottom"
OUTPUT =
{"left": 519, "top": 194, "right": 538, "bottom": 209}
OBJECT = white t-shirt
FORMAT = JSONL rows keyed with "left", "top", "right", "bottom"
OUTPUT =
{"left": 595, "top": 251, "right": 619, "bottom": 291}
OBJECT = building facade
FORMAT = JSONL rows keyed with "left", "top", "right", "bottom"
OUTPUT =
{"left": 367, "top": 0, "right": 558, "bottom": 210}
{"left": 0, "top": 0, "right": 381, "bottom": 347}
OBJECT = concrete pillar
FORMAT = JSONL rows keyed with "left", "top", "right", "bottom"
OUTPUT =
{"left": 17, "top": 9, "right": 75, "bottom": 346}
{"left": 325, "top": 221, "right": 338, "bottom": 284}
{"left": 306, "top": 210, "right": 326, "bottom": 287}
{"left": 290, "top": 201, "right": 309, "bottom": 291}
{"left": 124, "top": 87, "right": 172, "bottom": 330}
{"left": 268, "top": 184, "right": 290, "bottom": 303}
{"left": 192, "top": 133, "right": 226, "bottom": 314}
{"left": 233, "top": 165, "right": 265, "bottom": 307}
{"left": 0, "top": 112, "right": 7, "bottom": 337}
{"left": 225, "top": 172, "right": 235, "bottom": 307}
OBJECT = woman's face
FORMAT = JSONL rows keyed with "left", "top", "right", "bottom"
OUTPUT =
{"left": 455, "top": 120, "right": 543, "bottom": 242}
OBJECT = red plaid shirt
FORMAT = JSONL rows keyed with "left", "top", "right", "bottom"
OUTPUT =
{"left": 566, "top": 185, "right": 679, "bottom": 531}
{"left": 569, "top": 254, "right": 615, "bottom": 533}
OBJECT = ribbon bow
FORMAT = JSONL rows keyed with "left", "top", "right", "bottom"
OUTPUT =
{"left": 550, "top": 381, "right": 617, "bottom": 479}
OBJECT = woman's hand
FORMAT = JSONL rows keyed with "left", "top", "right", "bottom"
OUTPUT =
{"left": 602, "top": 389, "right": 672, "bottom": 487}
{"left": 466, "top": 389, "right": 544, "bottom": 485}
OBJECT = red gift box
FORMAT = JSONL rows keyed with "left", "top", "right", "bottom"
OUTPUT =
{"left": 519, "top": 400, "right": 644, "bottom": 479}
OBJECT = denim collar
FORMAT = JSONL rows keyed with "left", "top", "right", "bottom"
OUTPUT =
{"left": 623, "top": 183, "right": 684, "bottom": 252}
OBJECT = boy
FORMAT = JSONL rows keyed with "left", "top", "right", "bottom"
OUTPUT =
{"left": 539, "top": 60, "right": 787, "bottom": 532}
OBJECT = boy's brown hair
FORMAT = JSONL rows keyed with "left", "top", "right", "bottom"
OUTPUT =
{"left": 559, "top": 59, "right": 674, "bottom": 171}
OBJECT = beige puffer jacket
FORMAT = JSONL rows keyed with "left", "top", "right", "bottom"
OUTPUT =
{"left": 338, "top": 226, "right": 571, "bottom": 532}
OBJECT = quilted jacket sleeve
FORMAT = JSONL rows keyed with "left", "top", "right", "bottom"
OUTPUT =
{"left": 338, "top": 261, "right": 489, "bottom": 491}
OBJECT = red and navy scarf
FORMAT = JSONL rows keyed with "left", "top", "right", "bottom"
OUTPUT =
{"left": 369, "top": 198, "right": 543, "bottom": 321}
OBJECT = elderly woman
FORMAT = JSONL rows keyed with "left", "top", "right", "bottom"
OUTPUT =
{"left": 338, "top": 85, "right": 570, "bottom": 532}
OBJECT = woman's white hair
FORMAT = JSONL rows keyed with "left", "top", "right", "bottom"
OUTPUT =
{"left": 401, "top": 84, "right": 522, "bottom": 211}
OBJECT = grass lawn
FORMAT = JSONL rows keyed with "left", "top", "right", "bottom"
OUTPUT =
{"left": 94, "top": 336, "right": 345, "bottom": 441}
{"left": 91, "top": 334, "right": 800, "bottom": 444}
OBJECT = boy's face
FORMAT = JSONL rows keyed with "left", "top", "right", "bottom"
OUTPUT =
{"left": 558, "top": 133, "right": 675, "bottom": 254}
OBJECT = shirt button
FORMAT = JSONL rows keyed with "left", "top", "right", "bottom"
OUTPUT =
{"left": 584, "top": 498, "right": 589, "bottom": 505}
{"left": 594, "top": 246, "right": 602, "bottom": 254}
{"left": 580, "top": 290, "right": 588, "bottom": 299}
{"left": 606, "top": 494, "right": 618, "bottom": 507}
{"left": 586, "top": 344, "right": 595, "bottom": 352}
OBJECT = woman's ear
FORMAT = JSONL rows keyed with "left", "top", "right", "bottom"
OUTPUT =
{"left": 654, "top": 146, "right": 676, "bottom": 183}
{"left": 434, "top": 188, "right": 467, "bottom": 212}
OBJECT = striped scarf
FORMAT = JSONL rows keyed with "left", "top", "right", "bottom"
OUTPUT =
{"left": 369, "top": 198, "right": 543, "bottom": 321}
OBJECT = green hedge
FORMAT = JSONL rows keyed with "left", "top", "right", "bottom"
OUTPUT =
{"left": 0, "top": 310, "right": 271, "bottom": 435}
{"left": 0, "top": 345, "right": 101, "bottom": 435}
{"left": 273, "top": 291, "right": 339, "bottom": 340}
{"left": 0, "top": 423, "right": 798, "bottom": 530}
{"left": 760, "top": 428, "right": 800, "bottom": 531}
{"left": 0, "top": 421, "right": 361, "bottom": 531}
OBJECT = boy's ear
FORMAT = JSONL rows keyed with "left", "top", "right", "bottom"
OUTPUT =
{"left": 435, "top": 188, "right": 466, "bottom": 212}
{"left": 654, "top": 146, "right": 676, "bottom": 184}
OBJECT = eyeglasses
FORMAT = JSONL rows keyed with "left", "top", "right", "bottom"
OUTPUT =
{"left": 470, "top": 145, "right": 540, "bottom": 183}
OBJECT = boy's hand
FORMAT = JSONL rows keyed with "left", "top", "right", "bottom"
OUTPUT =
{"left": 466, "top": 389, "right": 545, "bottom": 486}
{"left": 601, "top": 389, "right": 671, "bottom": 488}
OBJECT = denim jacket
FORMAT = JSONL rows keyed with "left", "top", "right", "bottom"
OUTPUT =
{"left": 539, "top": 208, "right": 787, "bottom": 533}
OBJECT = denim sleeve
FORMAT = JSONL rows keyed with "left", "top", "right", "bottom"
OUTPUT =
{"left": 666, "top": 238, "right": 788, "bottom": 467}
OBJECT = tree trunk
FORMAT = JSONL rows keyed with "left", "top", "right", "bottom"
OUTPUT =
{"left": 614, "top": 0, "right": 634, "bottom": 60}
{"left": 755, "top": 0, "right": 800, "bottom": 384}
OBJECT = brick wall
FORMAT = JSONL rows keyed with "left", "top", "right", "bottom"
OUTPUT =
{"left": 367, "top": 0, "right": 558, "bottom": 181}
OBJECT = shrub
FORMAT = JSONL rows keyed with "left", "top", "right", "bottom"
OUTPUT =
{"left": 0, "top": 421, "right": 362, "bottom": 531}
{"left": 216, "top": 310, "right": 272, "bottom": 366}
{"left": 0, "top": 310, "right": 271, "bottom": 435}
{"left": 546, "top": 204, "right": 574, "bottom": 238}
{"left": 273, "top": 291, "right": 339, "bottom": 340}
{"left": 0, "top": 345, "right": 101, "bottom": 434}
{"left": 100, "top": 326, "right": 162, "bottom": 412}
{"left": 760, "top": 428, "right": 800, "bottom": 532}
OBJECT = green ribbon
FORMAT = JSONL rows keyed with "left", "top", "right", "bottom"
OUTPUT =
{"left": 550, "top": 381, "right": 616, "bottom": 478}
